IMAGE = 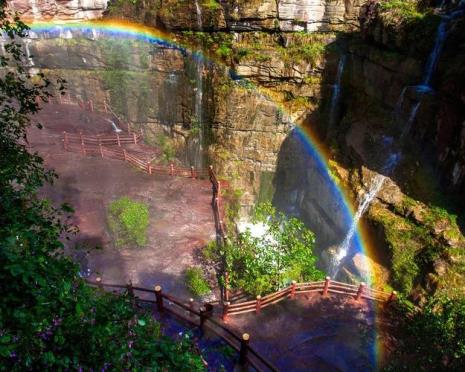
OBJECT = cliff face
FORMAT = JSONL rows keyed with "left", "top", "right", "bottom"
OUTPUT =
{"left": 105, "top": 0, "right": 362, "bottom": 32}
{"left": 9, "top": 0, "right": 465, "bottom": 297}
{"left": 7, "top": 0, "right": 108, "bottom": 21}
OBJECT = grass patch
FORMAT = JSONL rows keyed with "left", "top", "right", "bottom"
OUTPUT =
{"left": 107, "top": 197, "right": 149, "bottom": 248}
{"left": 185, "top": 267, "right": 210, "bottom": 296}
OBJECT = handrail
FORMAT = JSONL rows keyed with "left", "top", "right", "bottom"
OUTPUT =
{"left": 225, "top": 278, "right": 396, "bottom": 318}
{"left": 63, "top": 131, "right": 210, "bottom": 179}
{"left": 86, "top": 279, "right": 277, "bottom": 371}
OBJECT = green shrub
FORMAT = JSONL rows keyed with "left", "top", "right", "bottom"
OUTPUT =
{"left": 226, "top": 202, "right": 325, "bottom": 296}
{"left": 185, "top": 268, "right": 210, "bottom": 297}
{"left": 156, "top": 133, "right": 176, "bottom": 163}
{"left": 203, "top": 0, "right": 221, "bottom": 10}
{"left": 108, "top": 197, "right": 149, "bottom": 248}
{"left": 387, "top": 295, "right": 465, "bottom": 370}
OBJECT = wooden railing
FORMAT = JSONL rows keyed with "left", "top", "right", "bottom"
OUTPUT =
{"left": 63, "top": 131, "right": 210, "bottom": 178}
{"left": 209, "top": 166, "right": 227, "bottom": 243}
{"left": 222, "top": 277, "right": 397, "bottom": 320}
{"left": 86, "top": 279, "right": 278, "bottom": 372}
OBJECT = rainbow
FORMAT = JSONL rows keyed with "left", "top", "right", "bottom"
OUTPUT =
{"left": 26, "top": 18, "right": 382, "bottom": 365}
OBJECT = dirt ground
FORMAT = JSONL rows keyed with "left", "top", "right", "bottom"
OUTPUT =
{"left": 28, "top": 103, "right": 216, "bottom": 299}
{"left": 226, "top": 293, "right": 378, "bottom": 371}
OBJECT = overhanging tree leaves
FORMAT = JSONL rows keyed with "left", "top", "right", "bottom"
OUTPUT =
{"left": 0, "top": 5, "right": 204, "bottom": 370}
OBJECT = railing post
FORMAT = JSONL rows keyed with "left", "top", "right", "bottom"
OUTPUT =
{"left": 99, "top": 142, "right": 104, "bottom": 158}
{"left": 170, "top": 163, "right": 174, "bottom": 176}
{"left": 103, "top": 99, "right": 108, "bottom": 113}
{"left": 323, "top": 276, "right": 331, "bottom": 296}
{"left": 239, "top": 333, "right": 250, "bottom": 366}
{"left": 63, "top": 131, "right": 68, "bottom": 150}
{"left": 116, "top": 132, "right": 121, "bottom": 147}
{"left": 224, "top": 271, "right": 230, "bottom": 302}
{"left": 127, "top": 122, "right": 131, "bottom": 133}
{"left": 123, "top": 149, "right": 127, "bottom": 162}
{"left": 290, "top": 280, "right": 297, "bottom": 299}
{"left": 189, "top": 298, "right": 194, "bottom": 316}
{"left": 147, "top": 163, "right": 152, "bottom": 175}
{"left": 356, "top": 282, "right": 366, "bottom": 301}
{"left": 88, "top": 99, "right": 94, "bottom": 112}
{"left": 255, "top": 295, "right": 262, "bottom": 314}
{"left": 96, "top": 276, "right": 103, "bottom": 290}
{"left": 199, "top": 306, "right": 206, "bottom": 331}
{"left": 154, "top": 285, "right": 164, "bottom": 312}
{"left": 387, "top": 290, "right": 397, "bottom": 304}
{"left": 133, "top": 132, "right": 137, "bottom": 144}
{"left": 191, "top": 166, "right": 195, "bottom": 179}
{"left": 222, "top": 301, "right": 230, "bottom": 323}
{"left": 80, "top": 131, "right": 85, "bottom": 154}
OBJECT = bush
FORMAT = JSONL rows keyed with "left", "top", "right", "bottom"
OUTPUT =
{"left": 107, "top": 197, "right": 149, "bottom": 248}
{"left": 226, "top": 203, "right": 325, "bottom": 296}
{"left": 185, "top": 268, "right": 210, "bottom": 297}
{"left": 387, "top": 296, "right": 465, "bottom": 370}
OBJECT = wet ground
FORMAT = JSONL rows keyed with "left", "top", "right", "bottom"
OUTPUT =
{"left": 226, "top": 293, "right": 378, "bottom": 371}
{"left": 28, "top": 103, "right": 216, "bottom": 299}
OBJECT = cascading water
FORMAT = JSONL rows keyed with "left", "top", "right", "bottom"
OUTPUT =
{"left": 329, "top": 5, "right": 464, "bottom": 277}
{"left": 328, "top": 55, "right": 346, "bottom": 133}
{"left": 330, "top": 175, "right": 385, "bottom": 277}
{"left": 107, "top": 119, "right": 122, "bottom": 133}
{"left": 24, "top": 40, "right": 34, "bottom": 66}
{"left": 192, "top": 0, "right": 205, "bottom": 168}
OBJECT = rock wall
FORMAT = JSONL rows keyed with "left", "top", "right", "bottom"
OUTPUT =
{"left": 7, "top": 0, "right": 108, "bottom": 21}
{"left": 105, "top": 0, "right": 364, "bottom": 32}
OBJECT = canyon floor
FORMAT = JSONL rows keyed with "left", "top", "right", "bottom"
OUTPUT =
{"left": 28, "top": 103, "right": 216, "bottom": 299}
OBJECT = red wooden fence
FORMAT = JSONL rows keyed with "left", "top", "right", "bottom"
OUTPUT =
{"left": 222, "top": 276, "right": 396, "bottom": 320}
{"left": 63, "top": 131, "right": 210, "bottom": 178}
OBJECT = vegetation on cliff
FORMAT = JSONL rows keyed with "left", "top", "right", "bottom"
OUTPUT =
{"left": 0, "top": 9, "right": 204, "bottom": 370}
{"left": 203, "top": 203, "right": 325, "bottom": 296}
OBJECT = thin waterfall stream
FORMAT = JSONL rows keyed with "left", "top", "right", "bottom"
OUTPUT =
{"left": 193, "top": 0, "right": 204, "bottom": 168}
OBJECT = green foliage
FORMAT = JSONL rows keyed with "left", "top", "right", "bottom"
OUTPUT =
{"left": 0, "top": 8, "right": 204, "bottom": 370}
{"left": 379, "top": 0, "right": 425, "bottom": 21}
{"left": 185, "top": 268, "right": 210, "bottom": 297}
{"left": 107, "top": 197, "right": 149, "bottom": 248}
{"left": 156, "top": 133, "right": 176, "bottom": 163}
{"left": 387, "top": 296, "right": 465, "bottom": 370}
{"left": 203, "top": 0, "right": 221, "bottom": 10}
{"left": 226, "top": 203, "right": 325, "bottom": 296}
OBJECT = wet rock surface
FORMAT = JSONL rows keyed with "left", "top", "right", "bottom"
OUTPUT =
{"left": 28, "top": 103, "right": 216, "bottom": 298}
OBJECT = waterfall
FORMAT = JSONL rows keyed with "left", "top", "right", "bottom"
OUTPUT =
{"left": 330, "top": 175, "right": 386, "bottom": 277}
{"left": 29, "top": 0, "right": 41, "bottom": 19}
{"left": 329, "top": 3, "right": 465, "bottom": 277}
{"left": 192, "top": 0, "right": 204, "bottom": 168}
{"left": 194, "top": 0, "right": 203, "bottom": 29}
{"left": 24, "top": 40, "right": 34, "bottom": 66}
{"left": 422, "top": 20, "right": 448, "bottom": 87}
{"left": 107, "top": 119, "right": 122, "bottom": 133}
{"left": 328, "top": 55, "right": 346, "bottom": 133}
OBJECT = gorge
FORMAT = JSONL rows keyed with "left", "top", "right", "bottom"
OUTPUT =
{"left": 2, "top": 0, "right": 465, "bottom": 370}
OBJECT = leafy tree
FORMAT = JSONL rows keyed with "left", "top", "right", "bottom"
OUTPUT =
{"left": 386, "top": 296, "right": 465, "bottom": 371}
{"left": 226, "top": 202, "right": 325, "bottom": 296}
{"left": 0, "top": 6, "right": 204, "bottom": 370}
